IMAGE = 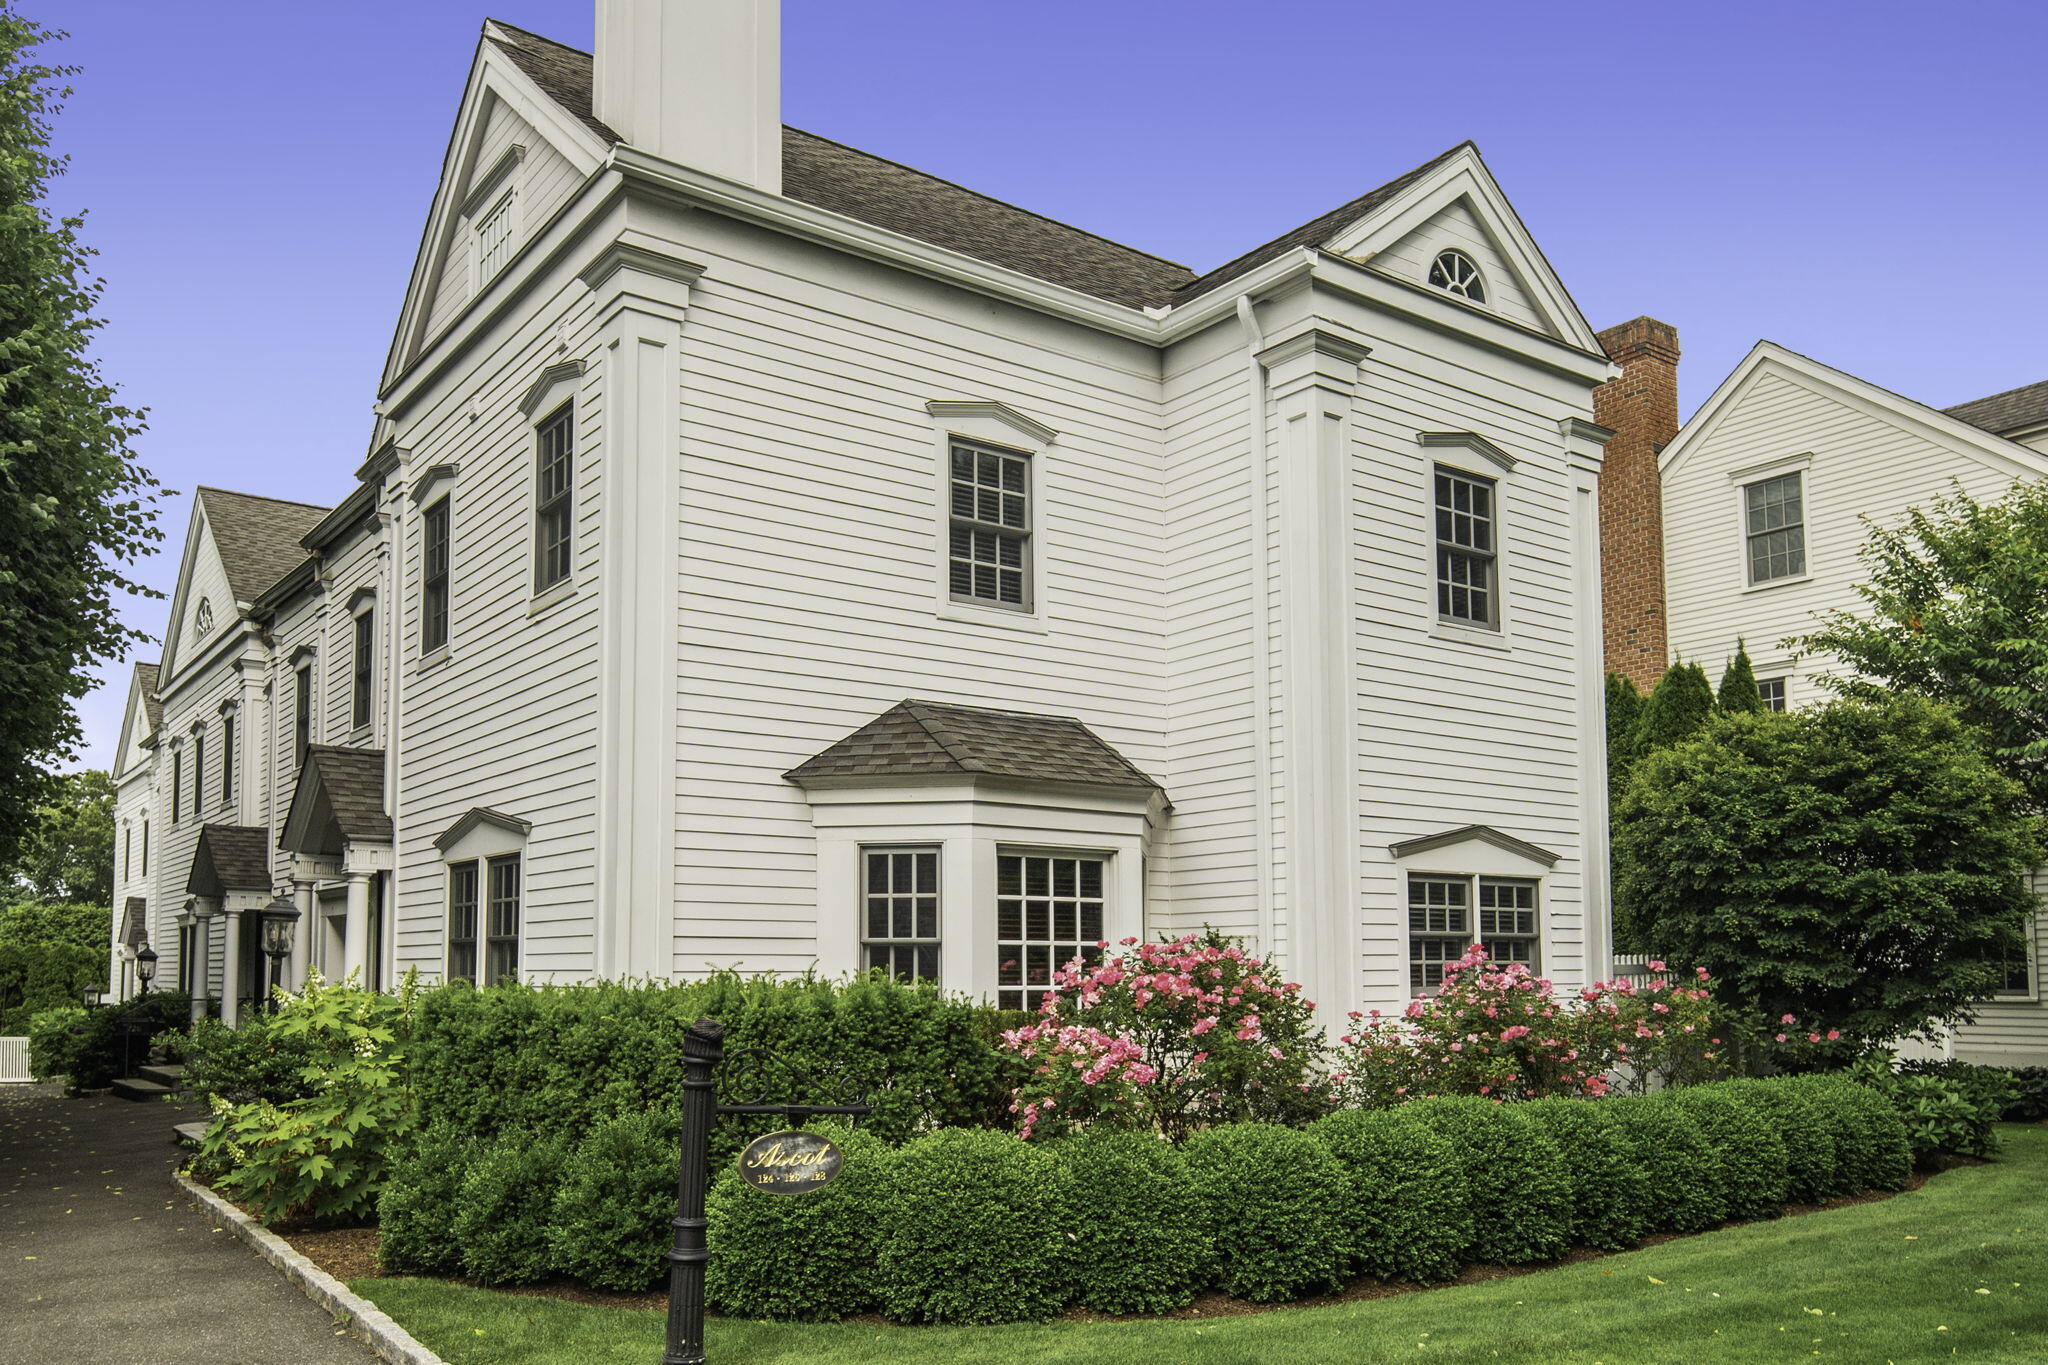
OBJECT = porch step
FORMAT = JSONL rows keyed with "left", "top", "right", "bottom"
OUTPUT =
{"left": 173, "top": 1120, "right": 211, "bottom": 1148}
{"left": 110, "top": 1076, "right": 172, "bottom": 1103}
{"left": 136, "top": 1062, "right": 186, "bottom": 1091}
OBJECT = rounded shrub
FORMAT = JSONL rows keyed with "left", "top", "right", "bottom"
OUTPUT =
{"left": 375, "top": 1127, "right": 474, "bottom": 1275}
{"left": 551, "top": 1108, "right": 679, "bottom": 1292}
{"left": 1668, "top": 1087, "right": 1789, "bottom": 1222}
{"left": 453, "top": 1130, "right": 570, "bottom": 1285}
{"left": 1519, "top": 1099, "right": 1651, "bottom": 1252}
{"left": 1405, "top": 1098, "right": 1571, "bottom": 1264}
{"left": 707, "top": 1122, "right": 892, "bottom": 1321}
{"left": 1310, "top": 1108, "right": 1470, "bottom": 1282}
{"left": 875, "top": 1128, "right": 1065, "bottom": 1324}
{"left": 1048, "top": 1128, "right": 1210, "bottom": 1314}
{"left": 1787, "top": 1076, "right": 1912, "bottom": 1194}
{"left": 1602, "top": 1095, "right": 1727, "bottom": 1233}
{"left": 1720, "top": 1079, "right": 1836, "bottom": 1204}
{"left": 1182, "top": 1123, "right": 1350, "bottom": 1302}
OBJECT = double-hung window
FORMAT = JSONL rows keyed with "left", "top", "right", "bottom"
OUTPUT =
{"left": 861, "top": 847, "right": 940, "bottom": 985}
{"left": 294, "top": 665, "right": 313, "bottom": 771}
{"left": 1434, "top": 466, "right": 1498, "bottom": 627}
{"left": 1757, "top": 677, "right": 1787, "bottom": 712}
{"left": 534, "top": 403, "right": 575, "bottom": 592}
{"left": 446, "top": 854, "right": 521, "bottom": 984}
{"left": 352, "top": 610, "right": 375, "bottom": 730}
{"left": 947, "top": 439, "right": 1031, "bottom": 609}
{"left": 421, "top": 497, "right": 451, "bottom": 653}
{"left": 1407, "top": 873, "right": 1541, "bottom": 990}
{"left": 171, "top": 749, "right": 182, "bottom": 825}
{"left": 220, "top": 711, "right": 235, "bottom": 806}
{"left": 191, "top": 730, "right": 205, "bottom": 820}
{"left": 1995, "top": 919, "right": 2035, "bottom": 998}
{"left": 996, "top": 853, "right": 1105, "bottom": 1011}
{"left": 1744, "top": 472, "right": 1806, "bottom": 583}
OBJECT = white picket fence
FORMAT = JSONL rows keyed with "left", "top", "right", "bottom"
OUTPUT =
{"left": 0, "top": 1037, "right": 31, "bottom": 1084}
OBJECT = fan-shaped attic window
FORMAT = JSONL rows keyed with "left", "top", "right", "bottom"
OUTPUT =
{"left": 193, "top": 598, "right": 214, "bottom": 639}
{"left": 1428, "top": 249, "right": 1487, "bottom": 304}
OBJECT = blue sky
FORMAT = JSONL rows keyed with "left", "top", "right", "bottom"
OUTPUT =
{"left": 44, "top": 0, "right": 2048, "bottom": 766}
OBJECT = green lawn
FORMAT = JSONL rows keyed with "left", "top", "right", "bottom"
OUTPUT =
{"left": 356, "top": 1124, "right": 2048, "bottom": 1365}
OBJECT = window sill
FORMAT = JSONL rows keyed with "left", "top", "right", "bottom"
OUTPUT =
{"left": 1428, "top": 620, "right": 1513, "bottom": 652}
{"left": 1741, "top": 572, "right": 1813, "bottom": 595}
{"left": 528, "top": 579, "right": 579, "bottom": 619}
{"left": 416, "top": 644, "right": 453, "bottom": 677}
{"left": 938, "top": 601, "right": 1049, "bottom": 635}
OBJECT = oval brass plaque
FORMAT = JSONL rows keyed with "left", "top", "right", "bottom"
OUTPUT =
{"left": 736, "top": 1130, "right": 844, "bottom": 1195}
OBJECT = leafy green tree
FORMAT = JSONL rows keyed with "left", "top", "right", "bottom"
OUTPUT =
{"left": 1631, "top": 661, "right": 1716, "bottom": 754}
{"left": 0, "top": 9, "right": 159, "bottom": 869}
{"left": 2, "top": 768, "right": 113, "bottom": 903}
{"left": 1802, "top": 481, "right": 2048, "bottom": 812}
{"left": 1615, "top": 697, "right": 2042, "bottom": 1048}
{"left": 1717, "top": 642, "right": 1764, "bottom": 714}
{"left": 1604, "top": 672, "right": 1643, "bottom": 790}
{"left": 0, "top": 899, "right": 106, "bottom": 950}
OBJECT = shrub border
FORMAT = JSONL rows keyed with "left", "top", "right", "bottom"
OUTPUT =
{"left": 173, "top": 1171, "right": 447, "bottom": 1365}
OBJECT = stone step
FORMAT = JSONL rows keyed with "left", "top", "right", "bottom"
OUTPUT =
{"left": 110, "top": 1076, "right": 172, "bottom": 1103}
{"left": 136, "top": 1063, "right": 186, "bottom": 1090}
{"left": 172, "top": 1120, "right": 211, "bottom": 1147}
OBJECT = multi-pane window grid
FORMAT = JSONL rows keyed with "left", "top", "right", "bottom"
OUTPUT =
{"left": 352, "top": 611, "right": 375, "bottom": 730}
{"left": 1478, "top": 878, "right": 1540, "bottom": 969}
{"left": 947, "top": 441, "right": 1029, "bottom": 607}
{"left": 1435, "top": 467, "right": 1497, "bottom": 626}
{"left": 997, "top": 855, "right": 1105, "bottom": 1011}
{"left": 294, "top": 667, "right": 313, "bottom": 771}
{"left": 1745, "top": 473, "right": 1805, "bottom": 583}
{"left": 192, "top": 732, "right": 205, "bottom": 822}
{"left": 422, "top": 498, "right": 451, "bottom": 653}
{"left": 535, "top": 404, "right": 575, "bottom": 591}
{"left": 474, "top": 191, "right": 515, "bottom": 282}
{"left": 1757, "top": 677, "right": 1787, "bottom": 713}
{"left": 446, "top": 861, "right": 480, "bottom": 984}
{"left": 862, "top": 848, "right": 940, "bottom": 985}
{"left": 486, "top": 856, "right": 521, "bottom": 985}
{"left": 221, "top": 713, "right": 234, "bottom": 806}
{"left": 1428, "top": 249, "right": 1487, "bottom": 303}
{"left": 1407, "top": 876, "right": 1469, "bottom": 991}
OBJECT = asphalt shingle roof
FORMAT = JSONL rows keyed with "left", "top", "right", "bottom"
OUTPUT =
{"left": 118, "top": 896, "right": 148, "bottom": 949}
{"left": 785, "top": 699, "right": 1162, "bottom": 795}
{"left": 487, "top": 21, "right": 1453, "bottom": 313}
{"left": 1946, "top": 378, "right": 2048, "bottom": 438}
{"left": 196, "top": 488, "right": 331, "bottom": 604}
{"left": 134, "top": 662, "right": 161, "bottom": 734}
{"left": 186, "top": 825, "right": 273, "bottom": 896}
{"left": 300, "top": 747, "right": 394, "bottom": 842}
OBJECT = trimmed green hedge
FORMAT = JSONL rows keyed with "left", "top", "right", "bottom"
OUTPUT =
{"left": 376, "top": 1129, "right": 473, "bottom": 1276}
{"left": 1310, "top": 1107, "right": 1470, "bottom": 1282}
{"left": 1184, "top": 1123, "right": 1350, "bottom": 1302}
{"left": 1051, "top": 1128, "right": 1211, "bottom": 1314}
{"left": 1720, "top": 1079, "right": 1836, "bottom": 1204}
{"left": 1669, "top": 1087, "right": 1790, "bottom": 1222}
{"left": 1603, "top": 1094, "right": 1727, "bottom": 1233}
{"left": 875, "top": 1127, "right": 1067, "bottom": 1324}
{"left": 1781, "top": 1075, "right": 1913, "bottom": 1194}
{"left": 1520, "top": 1099, "right": 1653, "bottom": 1251}
{"left": 707, "top": 1122, "right": 891, "bottom": 1320}
{"left": 454, "top": 1132, "right": 571, "bottom": 1286}
{"left": 551, "top": 1108, "right": 681, "bottom": 1292}
{"left": 1407, "top": 1097, "right": 1573, "bottom": 1264}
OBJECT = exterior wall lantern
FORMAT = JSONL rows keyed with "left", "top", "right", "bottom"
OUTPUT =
{"left": 135, "top": 943, "right": 159, "bottom": 994}
{"left": 260, "top": 893, "right": 301, "bottom": 1007}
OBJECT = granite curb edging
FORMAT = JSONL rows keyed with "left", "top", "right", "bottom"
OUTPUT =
{"left": 173, "top": 1171, "right": 446, "bottom": 1365}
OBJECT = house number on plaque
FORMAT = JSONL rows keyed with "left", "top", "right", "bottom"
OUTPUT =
{"left": 736, "top": 1130, "right": 844, "bottom": 1194}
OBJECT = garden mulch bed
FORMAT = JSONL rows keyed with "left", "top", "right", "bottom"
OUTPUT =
{"left": 263, "top": 1155, "right": 1981, "bottom": 1324}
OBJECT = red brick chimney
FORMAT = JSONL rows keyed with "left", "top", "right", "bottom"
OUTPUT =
{"left": 1593, "top": 316, "right": 1680, "bottom": 690}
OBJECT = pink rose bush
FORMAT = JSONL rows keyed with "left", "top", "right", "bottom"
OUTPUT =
{"left": 1001, "top": 931, "right": 1332, "bottom": 1140}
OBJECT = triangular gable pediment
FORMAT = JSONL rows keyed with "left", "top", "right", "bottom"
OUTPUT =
{"left": 381, "top": 26, "right": 609, "bottom": 391}
{"left": 186, "top": 825, "right": 273, "bottom": 898}
{"left": 114, "top": 664, "right": 160, "bottom": 777}
{"left": 1322, "top": 147, "right": 1599, "bottom": 352}
{"left": 281, "top": 746, "right": 392, "bottom": 857}
{"left": 159, "top": 502, "right": 234, "bottom": 682}
{"left": 1388, "top": 824, "right": 1561, "bottom": 872}
{"left": 1661, "top": 341, "right": 2048, "bottom": 486}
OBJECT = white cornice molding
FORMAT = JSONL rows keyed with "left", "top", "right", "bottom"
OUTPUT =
{"left": 517, "top": 359, "right": 588, "bottom": 418}
{"left": 924, "top": 400, "right": 1058, "bottom": 448}
{"left": 409, "top": 462, "right": 460, "bottom": 507}
{"left": 1419, "top": 430, "right": 1518, "bottom": 472}
{"left": 458, "top": 143, "right": 526, "bottom": 218}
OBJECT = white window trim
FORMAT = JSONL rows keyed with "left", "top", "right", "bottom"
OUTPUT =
{"left": 349, "top": 598, "right": 378, "bottom": 739}
{"left": 461, "top": 144, "right": 525, "bottom": 294}
{"left": 857, "top": 843, "right": 944, "bottom": 985}
{"left": 435, "top": 809, "right": 529, "bottom": 985}
{"left": 1419, "top": 435, "right": 1517, "bottom": 649}
{"left": 926, "top": 401, "right": 1056, "bottom": 634}
{"left": 521, "top": 361, "right": 586, "bottom": 613}
{"left": 1993, "top": 906, "right": 2040, "bottom": 1003}
{"left": 1733, "top": 457, "right": 1813, "bottom": 591}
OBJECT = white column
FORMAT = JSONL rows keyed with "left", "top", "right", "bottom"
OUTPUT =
{"left": 1259, "top": 327, "right": 1370, "bottom": 1026}
{"left": 289, "top": 878, "right": 316, "bottom": 992}
{"left": 1561, "top": 417, "right": 1613, "bottom": 990}
{"left": 189, "top": 917, "right": 208, "bottom": 1025}
{"left": 221, "top": 912, "right": 244, "bottom": 1028}
{"left": 343, "top": 871, "right": 372, "bottom": 983}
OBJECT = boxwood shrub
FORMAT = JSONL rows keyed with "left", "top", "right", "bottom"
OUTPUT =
{"left": 1719, "top": 1079, "right": 1836, "bottom": 1204}
{"left": 707, "top": 1122, "right": 892, "bottom": 1320}
{"left": 875, "top": 1128, "right": 1065, "bottom": 1324}
{"left": 1049, "top": 1128, "right": 1210, "bottom": 1314}
{"left": 453, "top": 1131, "right": 571, "bottom": 1285}
{"left": 551, "top": 1108, "right": 680, "bottom": 1292}
{"left": 1784, "top": 1075, "right": 1912, "bottom": 1193}
{"left": 1405, "top": 1097, "right": 1572, "bottom": 1264}
{"left": 1519, "top": 1098, "right": 1652, "bottom": 1251}
{"left": 1668, "top": 1087, "right": 1789, "bottom": 1222}
{"left": 375, "top": 1127, "right": 474, "bottom": 1275}
{"left": 1309, "top": 1107, "right": 1470, "bottom": 1282}
{"left": 1183, "top": 1123, "right": 1350, "bottom": 1301}
{"left": 1602, "top": 1095, "right": 1728, "bottom": 1233}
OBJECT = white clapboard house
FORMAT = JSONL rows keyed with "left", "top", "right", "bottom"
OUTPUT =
{"left": 1658, "top": 341, "right": 2048, "bottom": 1063}
{"left": 110, "top": 0, "right": 1621, "bottom": 1028}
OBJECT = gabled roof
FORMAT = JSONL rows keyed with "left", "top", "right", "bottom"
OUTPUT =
{"left": 118, "top": 897, "right": 149, "bottom": 949}
{"left": 1388, "top": 823, "right": 1561, "bottom": 868}
{"left": 487, "top": 22, "right": 1482, "bottom": 316}
{"left": 195, "top": 487, "right": 331, "bottom": 604}
{"left": 133, "top": 662, "right": 161, "bottom": 733}
{"left": 281, "top": 747, "right": 393, "bottom": 855}
{"left": 1945, "top": 377, "right": 2048, "bottom": 438}
{"left": 186, "top": 825, "right": 273, "bottom": 898}
{"left": 785, "top": 700, "right": 1163, "bottom": 795}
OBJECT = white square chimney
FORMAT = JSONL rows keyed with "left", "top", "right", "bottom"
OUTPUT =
{"left": 594, "top": 0, "right": 782, "bottom": 195}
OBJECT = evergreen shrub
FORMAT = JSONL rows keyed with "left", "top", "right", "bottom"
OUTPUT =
{"left": 1519, "top": 1098, "right": 1652, "bottom": 1251}
{"left": 706, "top": 1122, "right": 892, "bottom": 1320}
{"left": 1310, "top": 1107, "right": 1470, "bottom": 1282}
{"left": 1719, "top": 1078, "right": 1836, "bottom": 1204}
{"left": 1049, "top": 1128, "right": 1210, "bottom": 1314}
{"left": 551, "top": 1108, "right": 681, "bottom": 1292}
{"left": 1603, "top": 1095, "right": 1727, "bottom": 1233}
{"left": 376, "top": 1127, "right": 473, "bottom": 1275}
{"left": 453, "top": 1131, "right": 570, "bottom": 1285}
{"left": 1785, "top": 1075, "right": 1911, "bottom": 1192}
{"left": 1405, "top": 1097, "right": 1572, "bottom": 1264}
{"left": 1183, "top": 1123, "right": 1350, "bottom": 1302}
{"left": 1668, "top": 1087, "right": 1789, "bottom": 1221}
{"left": 875, "top": 1128, "right": 1065, "bottom": 1324}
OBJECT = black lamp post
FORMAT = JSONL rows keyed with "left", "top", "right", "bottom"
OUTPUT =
{"left": 135, "top": 943, "right": 158, "bottom": 996}
{"left": 259, "top": 894, "right": 301, "bottom": 1009}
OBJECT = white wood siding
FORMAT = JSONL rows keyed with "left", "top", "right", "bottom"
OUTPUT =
{"left": 1372, "top": 200, "right": 1546, "bottom": 334}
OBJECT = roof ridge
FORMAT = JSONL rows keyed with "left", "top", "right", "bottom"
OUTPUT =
{"left": 900, "top": 700, "right": 991, "bottom": 774}
{"left": 1945, "top": 375, "right": 2048, "bottom": 410}
{"left": 196, "top": 485, "right": 334, "bottom": 514}
{"left": 902, "top": 696, "right": 1086, "bottom": 724}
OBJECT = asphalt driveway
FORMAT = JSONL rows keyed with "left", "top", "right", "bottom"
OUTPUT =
{"left": 0, "top": 1081, "right": 377, "bottom": 1365}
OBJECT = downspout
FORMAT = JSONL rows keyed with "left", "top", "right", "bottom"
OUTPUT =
{"left": 1235, "top": 295, "right": 1277, "bottom": 959}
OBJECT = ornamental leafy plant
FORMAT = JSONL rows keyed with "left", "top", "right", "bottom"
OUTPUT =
{"left": 197, "top": 971, "right": 419, "bottom": 1226}
{"left": 1049, "top": 1128, "right": 1211, "bottom": 1314}
{"left": 707, "top": 1121, "right": 892, "bottom": 1320}
{"left": 1182, "top": 1124, "right": 1351, "bottom": 1301}
{"left": 999, "top": 930, "right": 1332, "bottom": 1142}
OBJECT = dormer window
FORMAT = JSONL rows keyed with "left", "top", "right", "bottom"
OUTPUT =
{"left": 1428, "top": 249, "right": 1486, "bottom": 304}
